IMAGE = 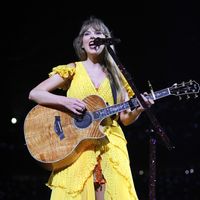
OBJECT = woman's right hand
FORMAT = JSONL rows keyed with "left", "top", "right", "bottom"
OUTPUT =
{"left": 61, "top": 97, "right": 86, "bottom": 115}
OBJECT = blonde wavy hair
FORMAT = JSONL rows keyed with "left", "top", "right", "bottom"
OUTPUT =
{"left": 73, "top": 16, "right": 126, "bottom": 103}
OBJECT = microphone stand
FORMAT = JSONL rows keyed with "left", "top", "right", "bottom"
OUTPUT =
{"left": 105, "top": 43, "right": 175, "bottom": 200}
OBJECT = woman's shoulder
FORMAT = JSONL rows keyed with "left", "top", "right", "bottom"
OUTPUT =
{"left": 49, "top": 62, "right": 78, "bottom": 78}
{"left": 65, "top": 61, "right": 83, "bottom": 68}
{"left": 65, "top": 62, "right": 76, "bottom": 68}
{"left": 55, "top": 62, "right": 76, "bottom": 68}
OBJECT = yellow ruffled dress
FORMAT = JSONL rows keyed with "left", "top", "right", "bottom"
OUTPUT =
{"left": 47, "top": 61, "right": 139, "bottom": 200}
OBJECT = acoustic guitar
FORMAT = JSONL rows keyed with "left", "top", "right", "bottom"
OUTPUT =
{"left": 23, "top": 80, "right": 199, "bottom": 171}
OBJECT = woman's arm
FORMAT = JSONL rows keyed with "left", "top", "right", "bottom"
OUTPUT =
{"left": 29, "top": 74, "right": 86, "bottom": 115}
{"left": 119, "top": 93, "right": 154, "bottom": 126}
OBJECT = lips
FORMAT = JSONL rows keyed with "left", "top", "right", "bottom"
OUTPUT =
{"left": 89, "top": 40, "right": 97, "bottom": 50}
{"left": 89, "top": 40, "right": 95, "bottom": 47}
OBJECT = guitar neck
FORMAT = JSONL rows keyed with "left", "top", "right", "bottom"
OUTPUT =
{"left": 148, "top": 87, "right": 171, "bottom": 100}
{"left": 93, "top": 87, "right": 171, "bottom": 120}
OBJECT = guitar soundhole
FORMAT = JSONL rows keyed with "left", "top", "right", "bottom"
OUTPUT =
{"left": 74, "top": 112, "right": 93, "bottom": 129}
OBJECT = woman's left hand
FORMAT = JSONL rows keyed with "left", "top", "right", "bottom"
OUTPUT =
{"left": 136, "top": 92, "right": 154, "bottom": 112}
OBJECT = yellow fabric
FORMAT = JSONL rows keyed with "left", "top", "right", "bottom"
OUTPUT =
{"left": 47, "top": 61, "right": 139, "bottom": 200}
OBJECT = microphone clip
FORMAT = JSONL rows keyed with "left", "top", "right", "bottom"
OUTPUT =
{"left": 92, "top": 37, "right": 121, "bottom": 46}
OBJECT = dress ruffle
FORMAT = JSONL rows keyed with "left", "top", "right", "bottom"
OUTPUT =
{"left": 48, "top": 65, "right": 76, "bottom": 90}
{"left": 49, "top": 65, "right": 76, "bottom": 79}
{"left": 120, "top": 73, "right": 135, "bottom": 98}
{"left": 103, "top": 124, "right": 137, "bottom": 199}
{"left": 47, "top": 148, "right": 101, "bottom": 197}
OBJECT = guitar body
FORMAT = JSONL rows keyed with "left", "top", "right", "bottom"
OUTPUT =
{"left": 24, "top": 95, "right": 109, "bottom": 171}
{"left": 23, "top": 80, "right": 200, "bottom": 171}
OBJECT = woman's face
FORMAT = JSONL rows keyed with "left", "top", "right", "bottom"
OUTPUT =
{"left": 82, "top": 27, "right": 105, "bottom": 57}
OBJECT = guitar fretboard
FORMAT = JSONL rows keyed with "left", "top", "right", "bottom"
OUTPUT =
{"left": 93, "top": 101, "right": 132, "bottom": 120}
{"left": 92, "top": 88, "right": 171, "bottom": 120}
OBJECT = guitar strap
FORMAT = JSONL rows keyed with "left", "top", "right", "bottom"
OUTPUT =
{"left": 110, "top": 80, "right": 117, "bottom": 104}
{"left": 110, "top": 80, "right": 119, "bottom": 121}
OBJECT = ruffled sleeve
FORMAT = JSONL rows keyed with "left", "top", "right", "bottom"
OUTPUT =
{"left": 48, "top": 65, "right": 76, "bottom": 90}
{"left": 120, "top": 73, "right": 135, "bottom": 98}
{"left": 49, "top": 65, "right": 76, "bottom": 79}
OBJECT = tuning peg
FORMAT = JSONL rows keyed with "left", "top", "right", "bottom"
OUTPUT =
{"left": 187, "top": 95, "right": 190, "bottom": 99}
{"left": 195, "top": 94, "right": 198, "bottom": 98}
{"left": 179, "top": 96, "right": 182, "bottom": 100}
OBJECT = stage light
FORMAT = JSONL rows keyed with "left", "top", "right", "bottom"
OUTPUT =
{"left": 139, "top": 170, "right": 144, "bottom": 175}
{"left": 185, "top": 170, "right": 189, "bottom": 175}
{"left": 190, "top": 168, "right": 194, "bottom": 173}
{"left": 11, "top": 117, "right": 17, "bottom": 124}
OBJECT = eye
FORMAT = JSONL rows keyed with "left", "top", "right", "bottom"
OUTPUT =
{"left": 96, "top": 31, "right": 103, "bottom": 35}
{"left": 83, "top": 31, "right": 90, "bottom": 36}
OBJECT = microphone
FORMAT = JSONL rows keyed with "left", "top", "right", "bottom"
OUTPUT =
{"left": 92, "top": 37, "right": 121, "bottom": 46}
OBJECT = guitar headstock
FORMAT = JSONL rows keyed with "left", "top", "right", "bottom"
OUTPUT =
{"left": 169, "top": 80, "right": 200, "bottom": 99}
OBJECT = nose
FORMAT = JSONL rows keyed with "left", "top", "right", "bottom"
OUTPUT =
{"left": 90, "top": 35, "right": 96, "bottom": 40}
{"left": 89, "top": 31, "right": 98, "bottom": 39}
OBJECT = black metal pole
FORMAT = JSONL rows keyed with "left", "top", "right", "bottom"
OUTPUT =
{"left": 104, "top": 44, "right": 174, "bottom": 200}
{"left": 106, "top": 45, "right": 173, "bottom": 149}
{"left": 148, "top": 129, "right": 157, "bottom": 200}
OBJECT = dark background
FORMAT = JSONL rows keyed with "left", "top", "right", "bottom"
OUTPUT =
{"left": 3, "top": 1, "right": 200, "bottom": 199}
